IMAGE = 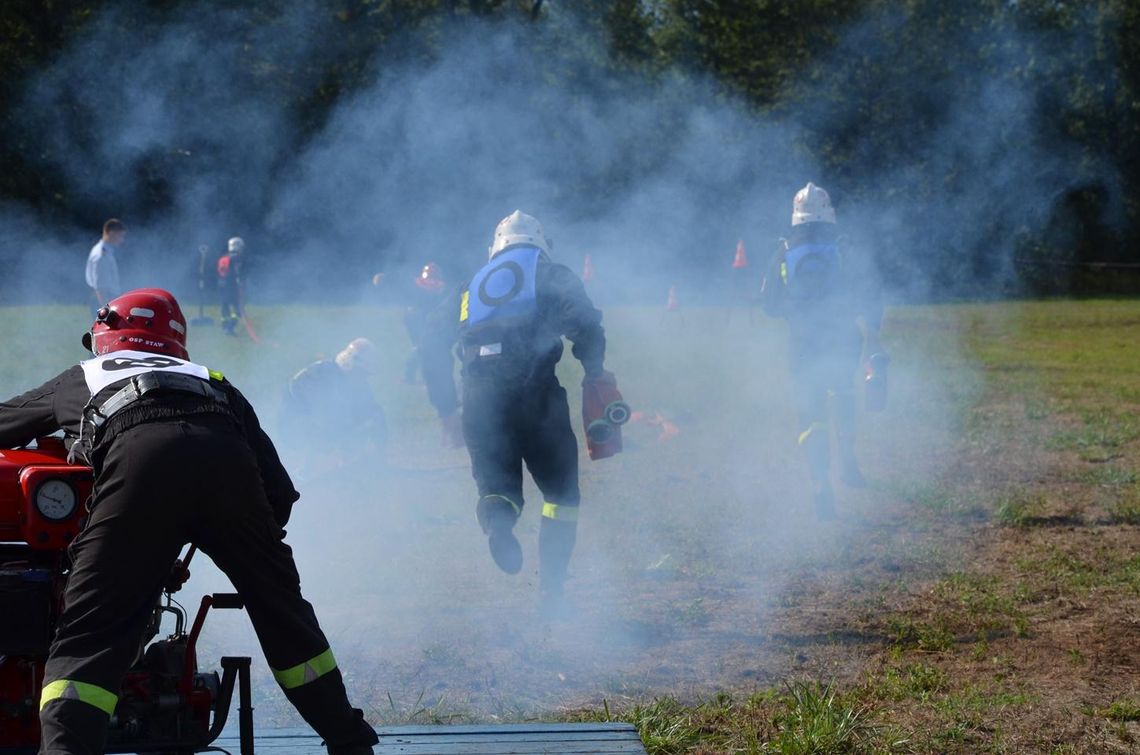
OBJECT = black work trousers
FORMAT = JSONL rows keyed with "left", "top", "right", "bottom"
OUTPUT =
{"left": 787, "top": 327, "right": 862, "bottom": 483}
{"left": 39, "top": 414, "right": 375, "bottom": 754}
{"left": 461, "top": 377, "right": 580, "bottom": 511}
{"left": 219, "top": 285, "right": 243, "bottom": 332}
{"left": 461, "top": 377, "right": 580, "bottom": 591}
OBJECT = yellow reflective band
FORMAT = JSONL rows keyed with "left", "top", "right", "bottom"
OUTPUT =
{"left": 40, "top": 679, "right": 118, "bottom": 715}
{"left": 459, "top": 290, "right": 470, "bottom": 322}
{"left": 780, "top": 262, "right": 788, "bottom": 284}
{"left": 798, "top": 422, "right": 827, "bottom": 446}
{"left": 272, "top": 648, "right": 337, "bottom": 690}
{"left": 208, "top": 369, "right": 225, "bottom": 382}
{"left": 542, "top": 502, "right": 578, "bottom": 521}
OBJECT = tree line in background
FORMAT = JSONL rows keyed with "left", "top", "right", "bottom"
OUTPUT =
{"left": 1, "top": 0, "right": 1138, "bottom": 297}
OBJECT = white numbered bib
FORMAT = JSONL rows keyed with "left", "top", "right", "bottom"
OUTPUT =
{"left": 80, "top": 350, "right": 210, "bottom": 396}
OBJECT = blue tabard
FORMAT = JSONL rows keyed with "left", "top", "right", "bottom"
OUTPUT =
{"left": 784, "top": 242, "right": 840, "bottom": 284}
{"left": 462, "top": 246, "right": 540, "bottom": 329}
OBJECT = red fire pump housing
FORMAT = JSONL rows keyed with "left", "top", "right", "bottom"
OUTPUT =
{"left": 0, "top": 438, "right": 254, "bottom": 754}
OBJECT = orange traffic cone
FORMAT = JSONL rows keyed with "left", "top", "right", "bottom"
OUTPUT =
{"left": 583, "top": 253, "right": 595, "bottom": 283}
{"left": 666, "top": 284, "right": 679, "bottom": 311}
{"left": 732, "top": 239, "right": 748, "bottom": 269}
{"left": 647, "top": 411, "right": 680, "bottom": 442}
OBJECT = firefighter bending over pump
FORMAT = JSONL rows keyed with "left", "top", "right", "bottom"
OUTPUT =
{"left": 760, "top": 183, "right": 886, "bottom": 520}
{"left": 0, "top": 289, "right": 377, "bottom": 755}
{"left": 420, "top": 210, "right": 621, "bottom": 613}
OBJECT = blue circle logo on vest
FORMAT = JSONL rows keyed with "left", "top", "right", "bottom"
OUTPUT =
{"left": 479, "top": 261, "right": 526, "bottom": 307}
{"left": 466, "top": 246, "right": 540, "bottom": 328}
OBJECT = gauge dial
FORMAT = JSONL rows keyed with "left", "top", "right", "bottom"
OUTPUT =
{"left": 35, "top": 479, "right": 77, "bottom": 521}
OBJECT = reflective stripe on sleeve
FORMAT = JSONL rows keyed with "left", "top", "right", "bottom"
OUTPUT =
{"left": 541, "top": 502, "right": 578, "bottom": 521}
{"left": 459, "top": 291, "right": 470, "bottom": 322}
{"left": 40, "top": 679, "right": 118, "bottom": 715}
{"left": 272, "top": 648, "right": 337, "bottom": 689}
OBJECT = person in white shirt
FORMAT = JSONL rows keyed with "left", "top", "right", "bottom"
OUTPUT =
{"left": 86, "top": 218, "right": 126, "bottom": 313}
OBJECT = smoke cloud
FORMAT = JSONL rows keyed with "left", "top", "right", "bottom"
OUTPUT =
{"left": 0, "top": 0, "right": 1120, "bottom": 726}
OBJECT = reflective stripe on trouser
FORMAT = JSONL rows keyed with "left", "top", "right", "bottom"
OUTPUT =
{"left": 477, "top": 494, "right": 521, "bottom": 534}
{"left": 272, "top": 647, "right": 338, "bottom": 690}
{"left": 541, "top": 501, "right": 578, "bottom": 521}
{"left": 40, "top": 679, "right": 118, "bottom": 715}
{"left": 485, "top": 494, "right": 522, "bottom": 517}
{"left": 798, "top": 421, "right": 827, "bottom": 446}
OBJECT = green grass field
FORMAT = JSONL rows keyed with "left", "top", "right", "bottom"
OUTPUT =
{"left": 2, "top": 300, "right": 1138, "bottom": 753}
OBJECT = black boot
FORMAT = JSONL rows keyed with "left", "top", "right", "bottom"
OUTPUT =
{"left": 476, "top": 495, "right": 522, "bottom": 574}
{"left": 328, "top": 744, "right": 376, "bottom": 755}
{"left": 282, "top": 670, "right": 378, "bottom": 751}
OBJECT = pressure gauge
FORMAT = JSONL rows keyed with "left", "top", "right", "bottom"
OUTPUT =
{"left": 34, "top": 478, "right": 77, "bottom": 521}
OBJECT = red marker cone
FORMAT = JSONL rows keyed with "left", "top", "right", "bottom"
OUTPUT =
{"left": 732, "top": 239, "right": 748, "bottom": 269}
{"left": 583, "top": 253, "right": 595, "bottom": 283}
{"left": 666, "top": 285, "right": 679, "bottom": 311}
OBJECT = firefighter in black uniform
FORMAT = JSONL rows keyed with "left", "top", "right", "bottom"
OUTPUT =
{"left": 420, "top": 210, "right": 610, "bottom": 612}
{"left": 761, "top": 183, "right": 885, "bottom": 519}
{"left": 0, "top": 289, "right": 378, "bottom": 755}
{"left": 403, "top": 262, "right": 447, "bottom": 384}
{"left": 279, "top": 337, "right": 387, "bottom": 474}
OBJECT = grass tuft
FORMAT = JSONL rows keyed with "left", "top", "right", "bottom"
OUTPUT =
{"left": 768, "top": 680, "right": 872, "bottom": 754}
{"left": 1107, "top": 493, "right": 1140, "bottom": 525}
{"left": 888, "top": 618, "right": 956, "bottom": 652}
{"left": 1096, "top": 699, "right": 1140, "bottom": 722}
{"left": 873, "top": 662, "right": 949, "bottom": 702}
{"left": 993, "top": 492, "right": 1047, "bottom": 527}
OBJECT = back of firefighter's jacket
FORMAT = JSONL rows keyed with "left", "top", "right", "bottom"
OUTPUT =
{"left": 457, "top": 246, "right": 564, "bottom": 382}
{"left": 74, "top": 352, "right": 234, "bottom": 466}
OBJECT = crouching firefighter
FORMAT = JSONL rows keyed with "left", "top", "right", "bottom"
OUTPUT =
{"left": 760, "top": 183, "right": 885, "bottom": 520}
{"left": 420, "top": 211, "right": 615, "bottom": 613}
{"left": 0, "top": 288, "right": 378, "bottom": 755}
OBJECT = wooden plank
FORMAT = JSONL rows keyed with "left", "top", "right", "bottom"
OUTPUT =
{"left": 377, "top": 724, "right": 638, "bottom": 736}
{"left": 375, "top": 743, "right": 647, "bottom": 754}
{"left": 212, "top": 722, "right": 648, "bottom": 755}
{"left": 380, "top": 732, "right": 636, "bottom": 744}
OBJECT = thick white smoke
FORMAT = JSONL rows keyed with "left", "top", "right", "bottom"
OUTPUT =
{"left": 0, "top": 0, "right": 1119, "bottom": 727}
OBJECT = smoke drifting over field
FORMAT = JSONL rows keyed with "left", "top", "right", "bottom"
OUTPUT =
{"left": 0, "top": 0, "right": 1120, "bottom": 724}
{"left": 6, "top": 3, "right": 1117, "bottom": 303}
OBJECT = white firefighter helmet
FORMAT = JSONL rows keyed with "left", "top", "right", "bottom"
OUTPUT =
{"left": 227, "top": 236, "right": 245, "bottom": 253}
{"left": 792, "top": 182, "right": 836, "bottom": 225}
{"left": 488, "top": 210, "right": 549, "bottom": 260}
{"left": 335, "top": 337, "right": 378, "bottom": 373}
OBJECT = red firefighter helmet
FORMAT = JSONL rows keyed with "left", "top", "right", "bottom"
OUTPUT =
{"left": 415, "top": 262, "right": 444, "bottom": 292}
{"left": 82, "top": 288, "right": 190, "bottom": 360}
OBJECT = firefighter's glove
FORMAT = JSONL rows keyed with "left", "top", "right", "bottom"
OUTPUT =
{"left": 166, "top": 559, "right": 191, "bottom": 593}
{"left": 440, "top": 411, "right": 465, "bottom": 449}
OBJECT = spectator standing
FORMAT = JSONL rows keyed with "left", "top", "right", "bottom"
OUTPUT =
{"left": 85, "top": 219, "right": 126, "bottom": 314}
